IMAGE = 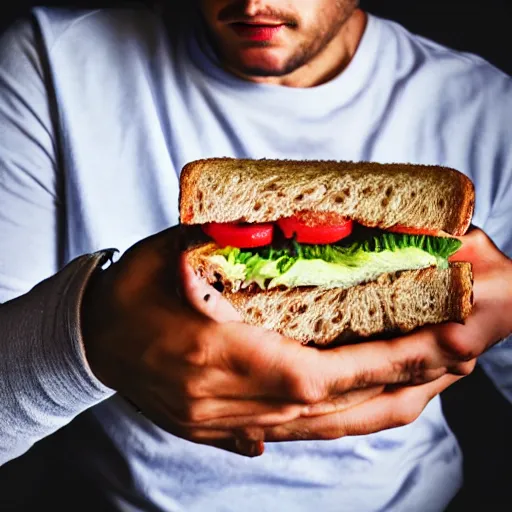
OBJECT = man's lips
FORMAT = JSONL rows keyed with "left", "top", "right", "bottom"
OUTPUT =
{"left": 230, "top": 23, "right": 285, "bottom": 42}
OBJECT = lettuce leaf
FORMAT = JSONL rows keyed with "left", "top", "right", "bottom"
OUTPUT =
{"left": 217, "top": 233, "right": 462, "bottom": 274}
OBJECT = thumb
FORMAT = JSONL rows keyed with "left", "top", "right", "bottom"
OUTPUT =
{"left": 179, "top": 255, "right": 242, "bottom": 323}
{"left": 448, "top": 226, "right": 505, "bottom": 271}
{"left": 448, "top": 226, "right": 480, "bottom": 263}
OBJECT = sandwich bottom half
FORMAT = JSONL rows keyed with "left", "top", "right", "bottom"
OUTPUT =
{"left": 187, "top": 249, "right": 473, "bottom": 345}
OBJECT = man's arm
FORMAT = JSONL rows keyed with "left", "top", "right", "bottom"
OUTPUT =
{"left": 3, "top": 13, "right": 508, "bottom": 464}
{"left": 0, "top": 14, "right": 378, "bottom": 463}
{"left": 0, "top": 18, "right": 114, "bottom": 465}
{"left": 0, "top": 253, "right": 115, "bottom": 465}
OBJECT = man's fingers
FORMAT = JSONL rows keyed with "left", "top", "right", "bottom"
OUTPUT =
{"left": 180, "top": 256, "right": 241, "bottom": 322}
{"left": 198, "top": 326, "right": 452, "bottom": 405}
{"left": 130, "top": 401, "right": 265, "bottom": 458}
{"left": 295, "top": 324, "right": 480, "bottom": 402}
{"left": 184, "top": 431, "right": 265, "bottom": 458}
{"left": 327, "top": 373, "right": 463, "bottom": 436}
{"left": 175, "top": 387, "right": 384, "bottom": 429}
{"left": 303, "top": 331, "right": 448, "bottom": 399}
{"left": 263, "top": 374, "right": 462, "bottom": 443}
{"left": 174, "top": 421, "right": 266, "bottom": 458}
{"left": 433, "top": 277, "right": 511, "bottom": 359}
{"left": 234, "top": 439, "right": 265, "bottom": 457}
{"left": 300, "top": 385, "right": 385, "bottom": 417}
{"left": 172, "top": 399, "right": 305, "bottom": 429}
{"left": 449, "top": 226, "right": 503, "bottom": 267}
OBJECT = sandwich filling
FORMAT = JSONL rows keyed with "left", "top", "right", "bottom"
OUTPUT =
{"left": 205, "top": 233, "right": 462, "bottom": 292}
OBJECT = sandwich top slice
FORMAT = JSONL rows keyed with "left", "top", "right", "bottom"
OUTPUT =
{"left": 179, "top": 158, "right": 475, "bottom": 345}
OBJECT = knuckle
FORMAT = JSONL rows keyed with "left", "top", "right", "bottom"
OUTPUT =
{"left": 334, "top": 351, "right": 367, "bottom": 391}
{"left": 180, "top": 402, "right": 210, "bottom": 425}
{"left": 443, "top": 332, "right": 477, "bottom": 362}
{"left": 238, "top": 426, "right": 264, "bottom": 442}
{"left": 285, "top": 368, "right": 323, "bottom": 404}
{"left": 183, "top": 345, "right": 209, "bottom": 368}
{"left": 393, "top": 356, "right": 429, "bottom": 385}
{"left": 182, "top": 376, "right": 209, "bottom": 400}
{"left": 346, "top": 367, "right": 373, "bottom": 390}
{"left": 140, "top": 338, "right": 170, "bottom": 373}
{"left": 391, "top": 393, "right": 423, "bottom": 428}
{"left": 470, "top": 227, "right": 488, "bottom": 246}
{"left": 184, "top": 326, "right": 215, "bottom": 368}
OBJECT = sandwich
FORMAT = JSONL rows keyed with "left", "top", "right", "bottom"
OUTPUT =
{"left": 179, "top": 158, "right": 474, "bottom": 345}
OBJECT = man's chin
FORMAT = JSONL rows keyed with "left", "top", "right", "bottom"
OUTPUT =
{"left": 228, "top": 46, "right": 296, "bottom": 77}
{"left": 234, "top": 65, "right": 290, "bottom": 78}
{"left": 231, "top": 54, "right": 297, "bottom": 78}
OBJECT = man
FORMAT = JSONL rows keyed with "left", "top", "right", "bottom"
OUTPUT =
{"left": 0, "top": 1, "right": 511, "bottom": 510}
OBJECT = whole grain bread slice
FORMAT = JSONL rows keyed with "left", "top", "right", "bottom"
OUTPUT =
{"left": 179, "top": 158, "right": 474, "bottom": 236}
{"left": 185, "top": 243, "right": 473, "bottom": 345}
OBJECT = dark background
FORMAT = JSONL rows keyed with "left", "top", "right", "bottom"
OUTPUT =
{"left": 364, "top": 0, "right": 511, "bottom": 74}
{"left": 0, "top": 1, "right": 510, "bottom": 74}
{"left": 0, "top": 1, "right": 510, "bottom": 511}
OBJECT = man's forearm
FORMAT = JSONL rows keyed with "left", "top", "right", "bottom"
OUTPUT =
{"left": 0, "top": 251, "right": 115, "bottom": 466}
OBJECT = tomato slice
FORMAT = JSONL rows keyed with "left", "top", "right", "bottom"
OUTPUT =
{"left": 387, "top": 224, "right": 439, "bottom": 236}
{"left": 277, "top": 216, "right": 353, "bottom": 244}
{"left": 202, "top": 222, "right": 274, "bottom": 248}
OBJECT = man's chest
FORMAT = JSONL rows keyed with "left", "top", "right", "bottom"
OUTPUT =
{"left": 60, "top": 72, "right": 488, "bottom": 259}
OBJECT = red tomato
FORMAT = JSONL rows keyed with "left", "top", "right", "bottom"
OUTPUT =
{"left": 202, "top": 222, "right": 274, "bottom": 248}
{"left": 387, "top": 224, "right": 439, "bottom": 236}
{"left": 277, "top": 217, "right": 353, "bottom": 244}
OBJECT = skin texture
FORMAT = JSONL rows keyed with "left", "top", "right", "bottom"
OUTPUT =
{"left": 80, "top": 1, "right": 512, "bottom": 456}
{"left": 82, "top": 226, "right": 512, "bottom": 455}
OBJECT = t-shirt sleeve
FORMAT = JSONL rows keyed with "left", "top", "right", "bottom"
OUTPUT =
{"left": 0, "top": 17, "right": 114, "bottom": 466}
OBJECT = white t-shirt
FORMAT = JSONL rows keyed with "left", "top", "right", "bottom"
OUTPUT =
{"left": 0, "top": 6, "right": 510, "bottom": 511}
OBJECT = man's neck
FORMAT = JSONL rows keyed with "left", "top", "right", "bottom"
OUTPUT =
{"left": 225, "top": 9, "right": 367, "bottom": 88}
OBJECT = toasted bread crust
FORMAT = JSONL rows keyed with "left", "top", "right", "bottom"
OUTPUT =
{"left": 455, "top": 176, "right": 476, "bottom": 236}
{"left": 179, "top": 158, "right": 475, "bottom": 236}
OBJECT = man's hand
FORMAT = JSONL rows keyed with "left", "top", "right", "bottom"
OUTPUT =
{"left": 80, "top": 226, "right": 381, "bottom": 456}
{"left": 257, "top": 227, "right": 512, "bottom": 442}
{"left": 81, "top": 225, "right": 511, "bottom": 454}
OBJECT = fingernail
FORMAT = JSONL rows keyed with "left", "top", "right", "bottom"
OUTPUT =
{"left": 235, "top": 439, "right": 265, "bottom": 457}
